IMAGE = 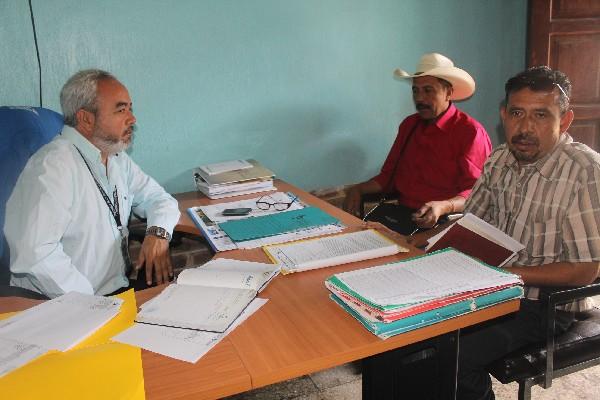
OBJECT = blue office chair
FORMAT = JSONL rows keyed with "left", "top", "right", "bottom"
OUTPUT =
{"left": 0, "top": 106, "right": 64, "bottom": 298}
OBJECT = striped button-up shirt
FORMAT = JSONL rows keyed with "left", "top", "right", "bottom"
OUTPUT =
{"left": 464, "top": 134, "right": 600, "bottom": 311}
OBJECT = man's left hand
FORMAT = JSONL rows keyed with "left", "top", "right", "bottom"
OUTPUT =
{"left": 411, "top": 200, "right": 450, "bottom": 228}
{"left": 136, "top": 235, "right": 173, "bottom": 286}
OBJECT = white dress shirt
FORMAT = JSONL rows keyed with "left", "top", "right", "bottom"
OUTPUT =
{"left": 5, "top": 126, "right": 180, "bottom": 298}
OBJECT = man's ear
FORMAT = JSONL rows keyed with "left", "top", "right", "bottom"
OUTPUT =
{"left": 499, "top": 105, "right": 507, "bottom": 126}
{"left": 446, "top": 85, "right": 454, "bottom": 100}
{"left": 560, "top": 109, "right": 574, "bottom": 134}
{"left": 75, "top": 109, "right": 95, "bottom": 135}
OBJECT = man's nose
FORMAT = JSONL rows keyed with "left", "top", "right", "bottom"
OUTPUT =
{"left": 128, "top": 111, "right": 136, "bottom": 125}
{"left": 519, "top": 113, "right": 535, "bottom": 132}
{"left": 413, "top": 90, "right": 424, "bottom": 102}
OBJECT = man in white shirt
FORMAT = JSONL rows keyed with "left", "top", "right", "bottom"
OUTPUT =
{"left": 5, "top": 69, "right": 180, "bottom": 298}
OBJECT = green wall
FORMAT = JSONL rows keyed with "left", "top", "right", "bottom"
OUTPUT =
{"left": 0, "top": 0, "right": 527, "bottom": 193}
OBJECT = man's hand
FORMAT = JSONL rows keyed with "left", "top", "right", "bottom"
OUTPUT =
{"left": 136, "top": 235, "right": 173, "bottom": 286}
{"left": 411, "top": 200, "right": 451, "bottom": 228}
{"left": 343, "top": 186, "right": 363, "bottom": 217}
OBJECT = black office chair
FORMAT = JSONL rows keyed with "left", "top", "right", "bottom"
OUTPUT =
{"left": 0, "top": 106, "right": 64, "bottom": 299}
{"left": 488, "top": 280, "right": 600, "bottom": 400}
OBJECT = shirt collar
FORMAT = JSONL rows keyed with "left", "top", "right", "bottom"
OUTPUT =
{"left": 429, "top": 102, "right": 457, "bottom": 133}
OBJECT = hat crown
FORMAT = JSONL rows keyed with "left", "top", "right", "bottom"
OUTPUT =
{"left": 415, "top": 53, "right": 455, "bottom": 74}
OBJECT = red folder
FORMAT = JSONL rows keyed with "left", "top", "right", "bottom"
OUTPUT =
{"left": 426, "top": 223, "right": 514, "bottom": 267}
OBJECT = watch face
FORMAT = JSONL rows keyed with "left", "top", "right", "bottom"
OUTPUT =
{"left": 148, "top": 226, "right": 170, "bottom": 240}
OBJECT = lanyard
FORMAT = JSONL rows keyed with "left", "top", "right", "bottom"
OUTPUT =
{"left": 74, "top": 146, "right": 123, "bottom": 230}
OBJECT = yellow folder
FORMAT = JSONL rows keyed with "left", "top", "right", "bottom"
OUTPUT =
{"left": 0, "top": 290, "right": 145, "bottom": 400}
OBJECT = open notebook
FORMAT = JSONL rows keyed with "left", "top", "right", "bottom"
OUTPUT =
{"left": 135, "top": 259, "right": 279, "bottom": 333}
{"left": 426, "top": 213, "right": 524, "bottom": 267}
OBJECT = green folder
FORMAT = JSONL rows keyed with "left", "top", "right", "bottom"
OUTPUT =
{"left": 218, "top": 206, "right": 339, "bottom": 242}
{"left": 330, "top": 286, "right": 523, "bottom": 339}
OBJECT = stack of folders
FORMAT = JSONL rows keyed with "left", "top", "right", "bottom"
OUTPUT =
{"left": 193, "top": 159, "right": 275, "bottom": 199}
{"left": 325, "top": 249, "right": 523, "bottom": 339}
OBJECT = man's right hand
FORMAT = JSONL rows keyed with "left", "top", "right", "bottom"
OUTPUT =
{"left": 343, "top": 186, "right": 363, "bottom": 217}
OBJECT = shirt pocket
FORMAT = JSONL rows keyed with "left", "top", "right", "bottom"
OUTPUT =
{"left": 528, "top": 217, "right": 562, "bottom": 260}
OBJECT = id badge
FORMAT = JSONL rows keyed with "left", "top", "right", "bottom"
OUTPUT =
{"left": 119, "top": 226, "right": 134, "bottom": 276}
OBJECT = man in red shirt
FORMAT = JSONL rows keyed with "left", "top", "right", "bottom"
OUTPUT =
{"left": 343, "top": 53, "right": 492, "bottom": 235}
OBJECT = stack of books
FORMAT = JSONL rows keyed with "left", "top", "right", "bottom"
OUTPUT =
{"left": 325, "top": 248, "right": 523, "bottom": 339}
{"left": 193, "top": 159, "right": 275, "bottom": 199}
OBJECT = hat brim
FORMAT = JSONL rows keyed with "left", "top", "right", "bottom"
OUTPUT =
{"left": 393, "top": 66, "right": 475, "bottom": 101}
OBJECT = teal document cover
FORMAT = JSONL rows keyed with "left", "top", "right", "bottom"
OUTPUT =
{"left": 330, "top": 285, "right": 523, "bottom": 339}
{"left": 218, "top": 207, "right": 339, "bottom": 242}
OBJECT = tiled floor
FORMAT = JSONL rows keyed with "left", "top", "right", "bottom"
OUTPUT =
{"left": 224, "top": 361, "right": 600, "bottom": 399}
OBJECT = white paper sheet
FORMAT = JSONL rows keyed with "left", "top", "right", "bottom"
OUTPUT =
{"left": 201, "top": 192, "right": 303, "bottom": 223}
{"left": 335, "top": 249, "right": 522, "bottom": 306}
{"left": 135, "top": 284, "right": 256, "bottom": 332}
{"left": 0, "top": 337, "right": 48, "bottom": 378}
{"left": 265, "top": 229, "right": 407, "bottom": 273}
{"left": 177, "top": 258, "right": 280, "bottom": 292}
{"left": 0, "top": 292, "right": 122, "bottom": 351}
{"left": 113, "top": 298, "right": 267, "bottom": 363}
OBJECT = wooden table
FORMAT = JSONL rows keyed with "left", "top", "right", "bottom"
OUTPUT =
{"left": 0, "top": 181, "right": 519, "bottom": 399}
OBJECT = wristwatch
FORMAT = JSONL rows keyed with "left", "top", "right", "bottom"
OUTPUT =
{"left": 146, "top": 226, "right": 172, "bottom": 242}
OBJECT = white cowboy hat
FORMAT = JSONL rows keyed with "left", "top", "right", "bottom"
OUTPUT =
{"left": 393, "top": 53, "right": 476, "bottom": 100}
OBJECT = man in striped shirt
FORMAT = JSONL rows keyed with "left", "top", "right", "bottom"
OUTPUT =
{"left": 456, "top": 67, "right": 600, "bottom": 400}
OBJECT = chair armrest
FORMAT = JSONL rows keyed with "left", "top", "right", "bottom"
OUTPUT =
{"left": 538, "top": 279, "right": 600, "bottom": 388}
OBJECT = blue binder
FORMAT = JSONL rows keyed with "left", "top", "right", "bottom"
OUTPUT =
{"left": 218, "top": 206, "right": 339, "bottom": 242}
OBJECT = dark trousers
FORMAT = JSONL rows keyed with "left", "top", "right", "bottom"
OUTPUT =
{"left": 457, "top": 299, "right": 574, "bottom": 400}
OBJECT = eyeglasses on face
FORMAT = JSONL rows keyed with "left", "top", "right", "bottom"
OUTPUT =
{"left": 256, "top": 195, "right": 298, "bottom": 211}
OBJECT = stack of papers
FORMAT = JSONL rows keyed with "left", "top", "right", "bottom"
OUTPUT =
{"left": 193, "top": 159, "right": 275, "bottom": 199}
{"left": 325, "top": 249, "right": 523, "bottom": 339}
{"left": 264, "top": 229, "right": 408, "bottom": 274}
{"left": 187, "top": 192, "right": 344, "bottom": 251}
{"left": 0, "top": 292, "right": 123, "bottom": 378}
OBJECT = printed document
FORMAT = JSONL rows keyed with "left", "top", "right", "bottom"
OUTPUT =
{"left": 0, "top": 337, "right": 48, "bottom": 378}
{"left": 334, "top": 249, "right": 522, "bottom": 306}
{"left": 113, "top": 298, "right": 267, "bottom": 363}
{"left": 177, "top": 258, "right": 279, "bottom": 292}
{"left": 136, "top": 284, "right": 256, "bottom": 332}
{"left": 264, "top": 229, "right": 407, "bottom": 273}
{"left": 0, "top": 291, "right": 123, "bottom": 351}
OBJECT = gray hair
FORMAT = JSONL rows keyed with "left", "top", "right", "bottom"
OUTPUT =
{"left": 59, "top": 69, "right": 117, "bottom": 127}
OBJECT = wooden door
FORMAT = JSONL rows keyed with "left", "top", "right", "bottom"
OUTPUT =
{"left": 528, "top": 0, "right": 600, "bottom": 151}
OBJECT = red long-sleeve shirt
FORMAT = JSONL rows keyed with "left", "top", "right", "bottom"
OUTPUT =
{"left": 374, "top": 103, "right": 491, "bottom": 209}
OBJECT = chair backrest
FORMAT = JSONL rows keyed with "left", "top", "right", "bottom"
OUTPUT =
{"left": 0, "top": 106, "right": 64, "bottom": 284}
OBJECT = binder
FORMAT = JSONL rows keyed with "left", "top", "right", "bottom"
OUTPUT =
{"left": 330, "top": 286, "right": 523, "bottom": 339}
{"left": 219, "top": 206, "right": 339, "bottom": 242}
